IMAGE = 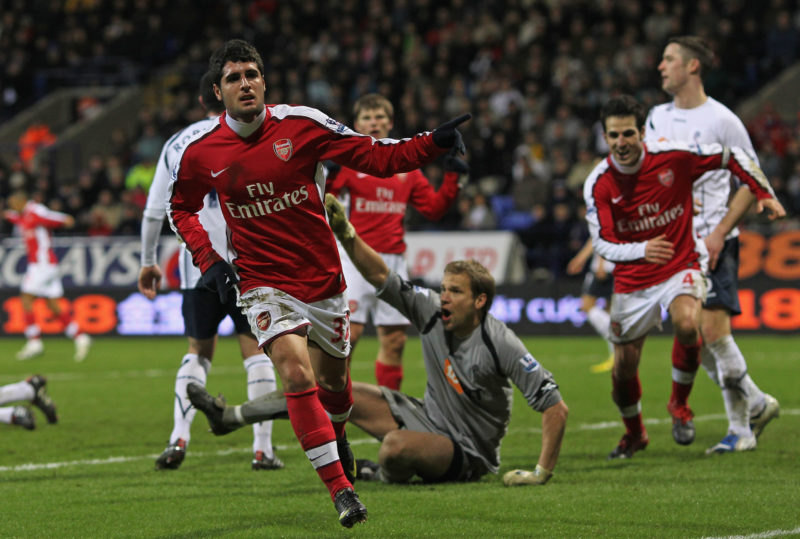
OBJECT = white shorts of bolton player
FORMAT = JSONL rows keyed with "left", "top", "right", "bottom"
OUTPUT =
{"left": 339, "top": 246, "right": 411, "bottom": 327}
{"left": 609, "top": 268, "right": 707, "bottom": 344}
{"left": 21, "top": 262, "right": 64, "bottom": 298}
{"left": 238, "top": 286, "right": 351, "bottom": 359}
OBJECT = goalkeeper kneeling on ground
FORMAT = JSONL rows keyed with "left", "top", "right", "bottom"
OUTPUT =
{"left": 187, "top": 193, "right": 568, "bottom": 486}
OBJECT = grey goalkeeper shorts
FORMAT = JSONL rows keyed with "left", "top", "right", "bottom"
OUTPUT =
{"left": 379, "top": 387, "right": 487, "bottom": 482}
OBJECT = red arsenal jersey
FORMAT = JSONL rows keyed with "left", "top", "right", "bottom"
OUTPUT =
{"left": 5, "top": 201, "right": 70, "bottom": 264}
{"left": 327, "top": 167, "right": 459, "bottom": 254}
{"left": 168, "top": 104, "right": 446, "bottom": 303}
{"left": 584, "top": 140, "right": 775, "bottom": 293}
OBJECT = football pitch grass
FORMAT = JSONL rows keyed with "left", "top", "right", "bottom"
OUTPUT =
{"left": 0, "top": 334, "right": 798, "bottom": 538}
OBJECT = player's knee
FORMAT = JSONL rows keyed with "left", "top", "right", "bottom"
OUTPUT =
{"left": 673, "top": 319, "right": 699, "bottom": 343}
{"left": 279, "top": 363, "right": 317, "bottom": 393}
{"left": 379, "top": 430, "right": 408, "bottom": 462}
{"left": 380, "top": 338, "right": 406, "bottom": 363}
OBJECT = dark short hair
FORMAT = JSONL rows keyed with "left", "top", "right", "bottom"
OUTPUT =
{"left": 199, "top": 71, "right": 225, "bottom": 113}
{"left": 352, "top": 93, "right": 394, "bottom": 121}
{"left": 599, "top": 94, "right": 647, "bottom": 132}
{"left": 208, "top": 39, "right": 265, "bottom": 88}
{"left": 444, "top": 260, "right": 496, "bottom": 319}
{"left": 667, "top": 35, "right": 715, "bottom": 79}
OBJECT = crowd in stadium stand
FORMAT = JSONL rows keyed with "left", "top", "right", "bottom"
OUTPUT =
{"left": 1, "top": 0, "right": 799, "bottom": 281}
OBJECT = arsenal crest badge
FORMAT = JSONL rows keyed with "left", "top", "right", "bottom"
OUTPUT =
{"left": 610, "top": 321, "right": 622, "bottom": 337}
{"left": 256, "top": 311, "right": 272, "bottom": 331}
{"left": 273, "top": 139, "right": 293, "bottom": 162}
{"left": 658, "top": 169, "right": 674, "bottom": 187}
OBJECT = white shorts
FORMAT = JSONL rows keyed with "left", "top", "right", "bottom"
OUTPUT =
{"left": 609, "top": 269, "right": 707, "bottom": 343}
{"left": 340, "top": 247, "right": 410, "bottom": 327}
{"left": 21, "top": 262, "right": 63, "bottom": 298}
{"left": 238, "top": 287, "right": 351, "bottom": 359}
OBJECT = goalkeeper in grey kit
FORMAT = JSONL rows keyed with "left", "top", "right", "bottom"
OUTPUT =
{"left": 189, "top": 194, "right": 568, "bottom": 486}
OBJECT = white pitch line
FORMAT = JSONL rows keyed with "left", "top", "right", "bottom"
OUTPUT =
{"left": 701, "top": 526, "right": 800, "bottom": 539}
{"left": 1, "top": 410, "right": 795, "bottom": 473}
{"left": 0, "top": 437, "right": 378, "bottom": 473}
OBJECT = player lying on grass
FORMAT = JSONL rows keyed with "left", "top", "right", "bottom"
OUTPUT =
{"left": 187, "top": 193, "right": 568, "bottom": 486}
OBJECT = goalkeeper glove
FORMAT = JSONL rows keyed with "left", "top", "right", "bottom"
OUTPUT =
{"left": 324, "top": 193, "right": 355, "bottom": 241}
{"left": 201, "top": 260, "right": 238, "bottom": 303}
{"left": 502, "top": 464, "right": 553, "bottom": 486}
{"left": 432, "top": 113, "right": 471, "bottom": 154}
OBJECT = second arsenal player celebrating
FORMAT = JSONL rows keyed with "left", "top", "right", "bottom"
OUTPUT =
{"left": 582, "top": 95, "right": 784, "bottom": 461}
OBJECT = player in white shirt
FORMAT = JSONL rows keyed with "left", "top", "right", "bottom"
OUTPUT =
{"left": 645, "top": 36, "right": 780, "bottom": 454}
{"left": 138, "top": 72, "right": 281, "bottom": 471}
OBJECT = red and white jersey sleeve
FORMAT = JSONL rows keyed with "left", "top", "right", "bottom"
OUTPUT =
{"left": 167, "top": 104, "right": 446, "bottom": 303}
{"left": 328, "top": 167, "right": 459, "bottom": 254}
{"left": 645, "top": 97, "right": 759, "bottom": 239}
{"left": 9, "top": 202, "right": 71, "bottom": 264}
{"left": 584, "top": 140, "right": 775, "bottom": 293}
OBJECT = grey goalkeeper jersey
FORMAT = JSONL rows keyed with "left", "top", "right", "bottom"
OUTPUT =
{"left": 377, "top": 271, "right": 562, "bottom": 474}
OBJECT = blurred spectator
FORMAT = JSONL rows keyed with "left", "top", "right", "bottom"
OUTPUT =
{"left": 461, "top": 192, "right": 496, "bottom": 230}
{"left": 124, "top": 123, "right": 161, "bottom": 192}
{"left": 18, "top": 124, "right": 56, "bottom": 173}
{"left": 765, "top": 9, "right": 799, "bottom": 76}
{"left": 566, "top": 148, "right": 601, "bottom": 196}
{"left": 89, "top": 189, "right": 123, "bottom": 233}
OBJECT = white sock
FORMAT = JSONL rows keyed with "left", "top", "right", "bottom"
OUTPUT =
{"left": 0, "top": 406, "right": 14, "bottom": 424}
{"left": 586, "top": 306, "right": 613, "bottom": 355}
{"left": 700, "top": 345, "right": 720, "bottom": 387}
{"left": 65, "top": 321, "right": 79, "bottom": 339}
{"left": 244, "top": 353, "right": 277, "bottom": 457}
{"left": 743, "top": 374, "right": 766, "bottom": 416}
{"left": 0, "top": 381, "right": 35, "bottom": 405}
{"left": 24, "top": 324, "right": 41, "bottom": 339}
{"left": 707, "top": 336, "right": 751, "bottom": 437}
{"left": 169, "top": 354, "right": 211, "bottom": 444}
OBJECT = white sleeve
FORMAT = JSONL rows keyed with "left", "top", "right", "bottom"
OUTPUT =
{"left": 719, "top": 114, "right": 759, "bottom": 187}
{"left": 140, "top": 138, "right": 174, "bottom": 266}
{"left": 586, "top": 209, "right": 647, "bottom": 262}
{"left": 142, "top": 138, "right": 173, "bottom": 220}
{"left": 140, "top": 216, "right": 164, "bottom": 266}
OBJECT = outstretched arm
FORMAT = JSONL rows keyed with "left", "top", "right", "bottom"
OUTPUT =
{"left": 538, "top": 400, "right": 568, "bottom": 472}
{"left": 503, "top": 399, "right": 568, "bottom": 486}
{"left": 325, "top": 193, "right": 389, "bottom": 289}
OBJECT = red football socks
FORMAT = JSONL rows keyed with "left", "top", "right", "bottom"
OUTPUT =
{"left": 285, "top": 388, "right": 350, "bottom": 498}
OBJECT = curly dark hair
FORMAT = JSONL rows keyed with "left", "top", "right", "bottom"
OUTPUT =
{"left": 207, "top": 39, "right": 265, "bottom": 88}
{"left": 599, "top": 94, "right": 647, "bottom": 132}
